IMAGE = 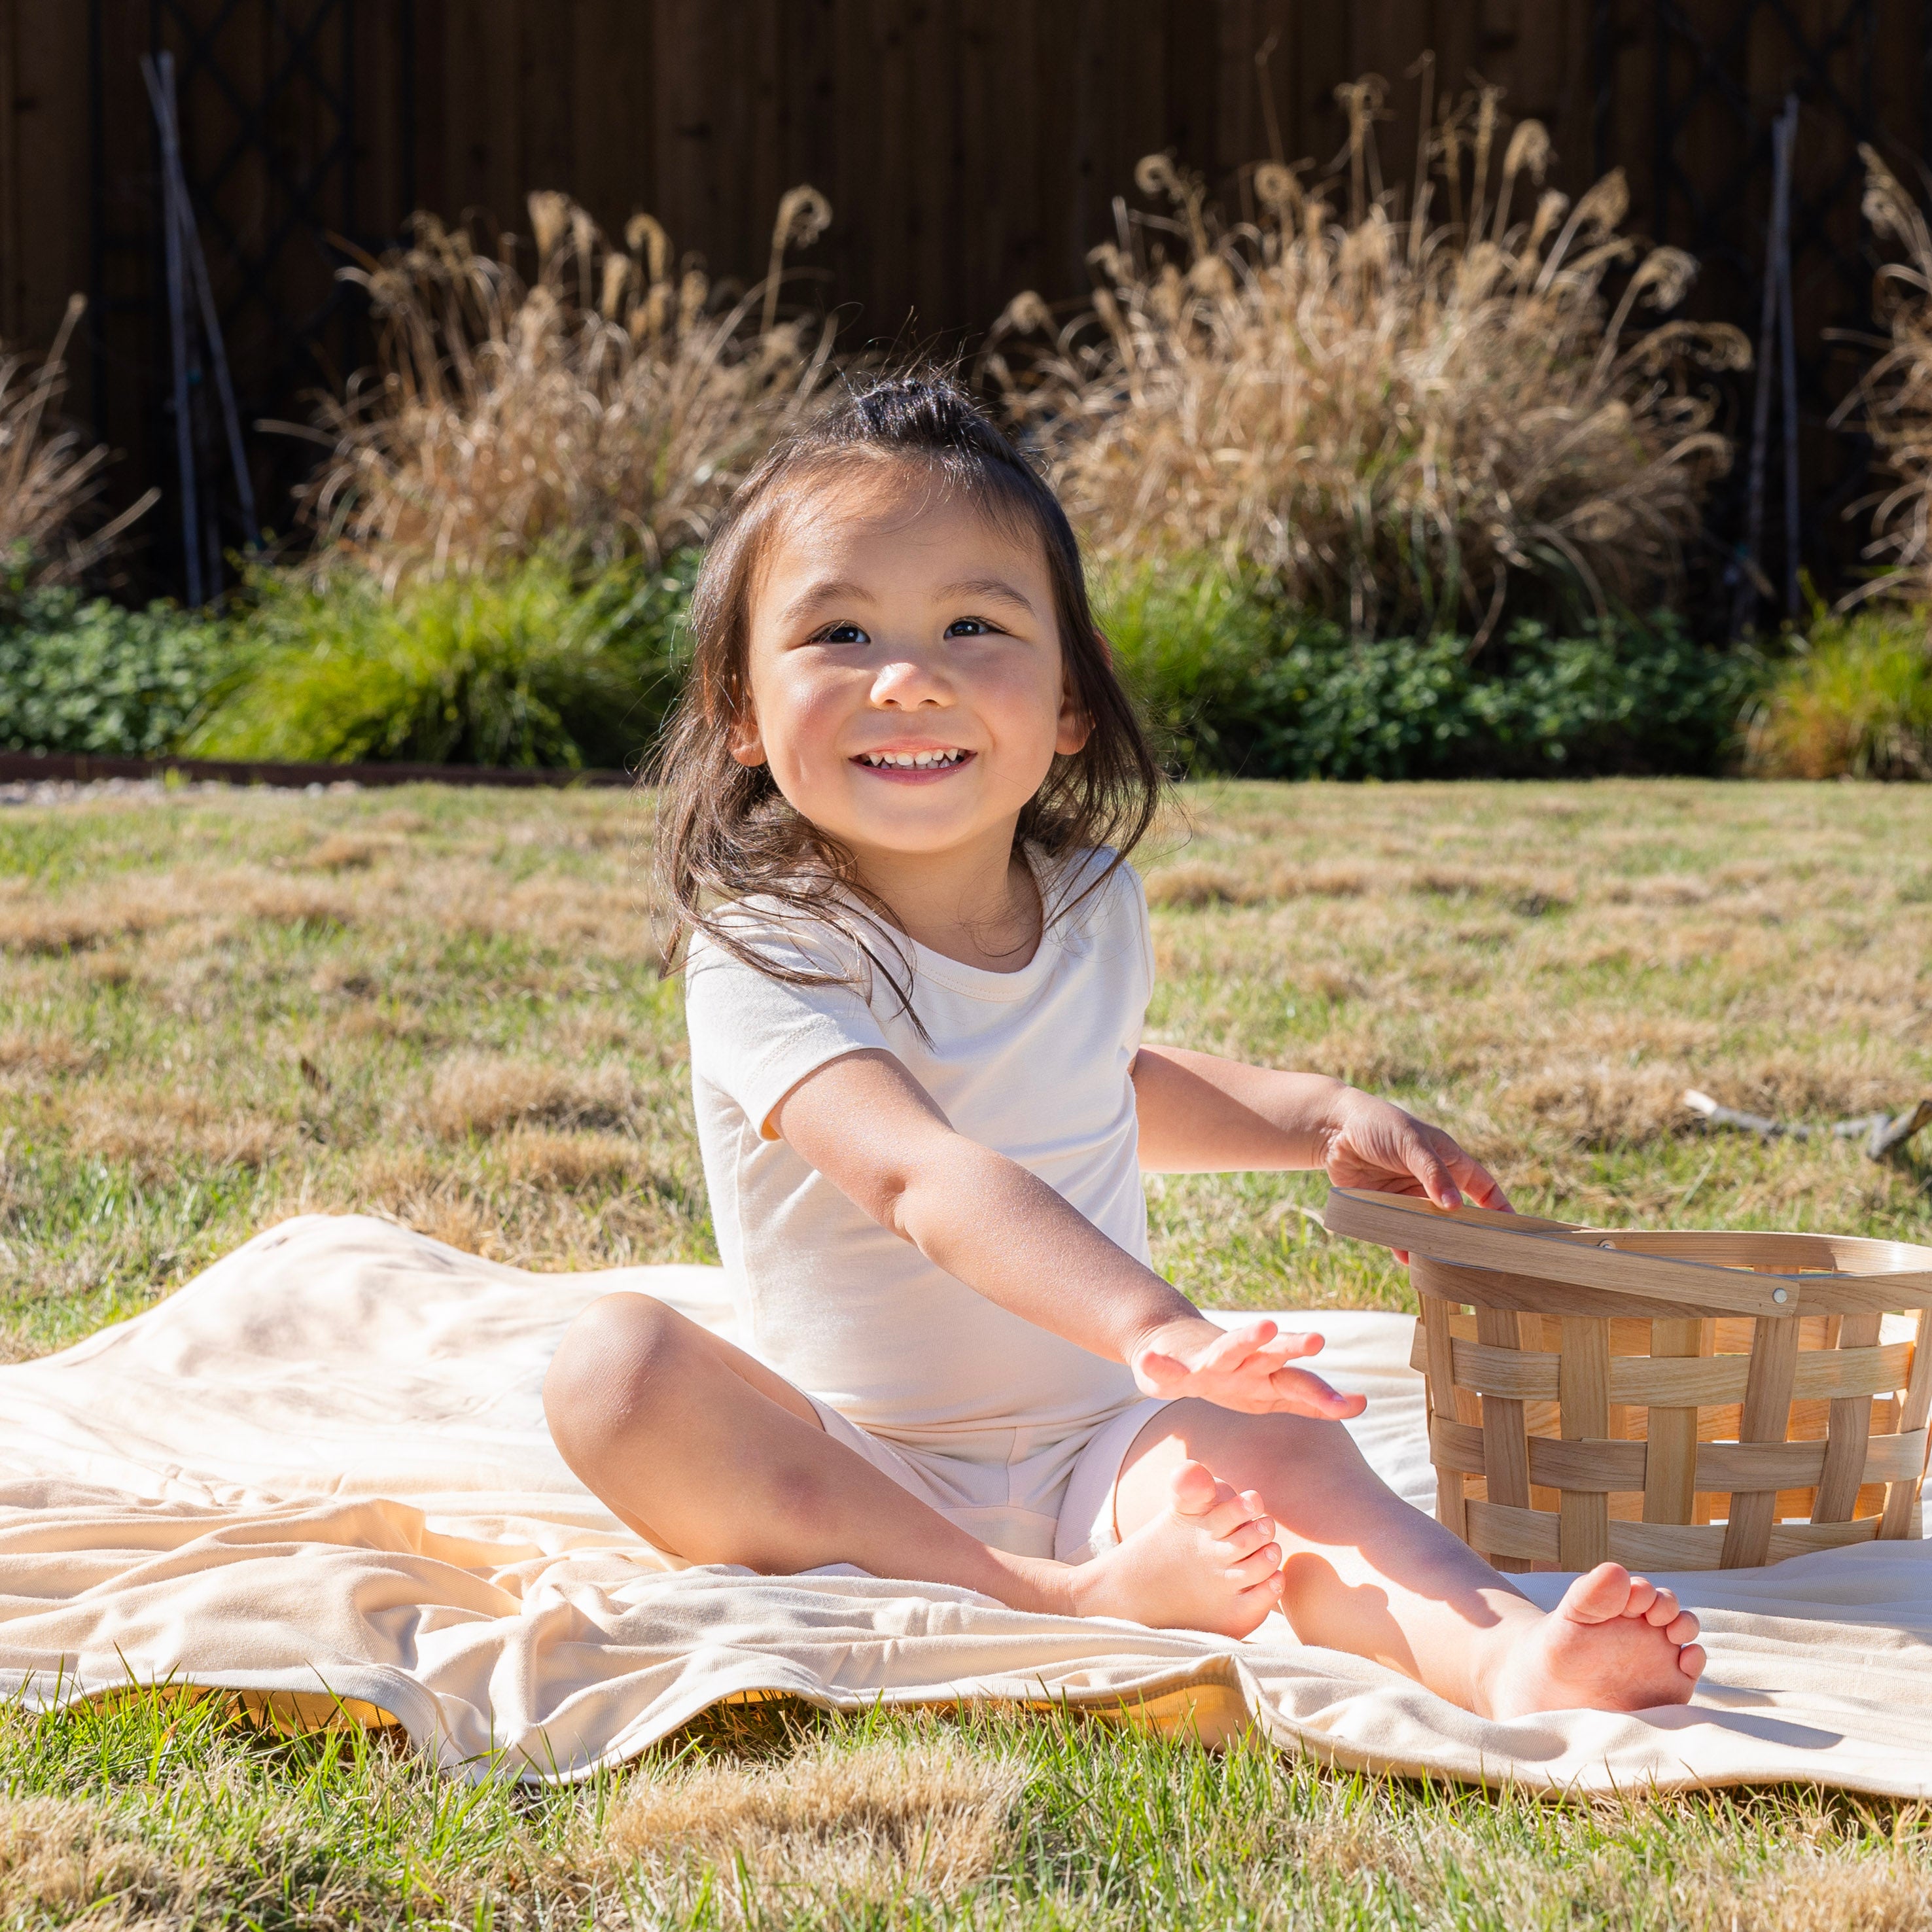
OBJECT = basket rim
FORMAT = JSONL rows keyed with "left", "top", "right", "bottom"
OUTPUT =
{"left": 1325, "top": 1187, "right": 1932, "bottom": 1317}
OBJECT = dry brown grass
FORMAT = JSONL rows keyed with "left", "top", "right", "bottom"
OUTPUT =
{"left": 423, "top": 1052, "right": 635, "bottom": 1139}
{"left": 69, "top": 1094, "right": 285, "bottom": 1180}
{"left": 1844, "top": 149, "right": 1932, "bottom": 604}
{"left": 303, "top": 188, "right": 835, "bottom": 584}
{"left": 0, "top": 1795, "right": 190, "bottom": 1922}
{"left": 504, "top": 1127, "right": 650, "bottom": 1189}
{"left": 991, "top": 70, "right": 1745, "bottom": 637}
{"left": 595, "top": 1734, "right": 1023, "bottom": 1906}
{"left": 0, "top": 297, "right": 157, "bottom": 582}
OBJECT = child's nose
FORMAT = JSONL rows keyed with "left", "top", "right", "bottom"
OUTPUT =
{"left": 869, "top": 656, "right": 952, "bottom": 707}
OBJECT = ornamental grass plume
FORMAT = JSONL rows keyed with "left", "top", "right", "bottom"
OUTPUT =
{"left": 987, "top": 73, "right": 1748, "bottom": 641}
{"left": 299, "top": 188, "right": 835, "bottom": 587}
{"left": 1840, "top": 148, "right": 1932, "bottom": 610}
{"left": 0, "top": 295, "right": 156, "bottom": 582}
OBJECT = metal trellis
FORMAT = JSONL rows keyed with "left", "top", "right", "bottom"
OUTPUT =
{"left": 88, "top": 0, "right": 415, "bottom": 600}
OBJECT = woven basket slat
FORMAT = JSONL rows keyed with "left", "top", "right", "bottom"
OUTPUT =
{"left": 1466, "top": 1498, "right": 1558, "bottom": 1564}
{"left": 1642, "top": 1316, "right": 1704, "bottom": 1527}
{"left": 1557, "top": 1316, "right": 1612, "bottom": 1568}
{"left": 1882, "top": 1324, "right": 1932, "bottom": 1537}
{"left": 1816, "top": 1311, "right": 1884, "bottom": 1522}
{"left": 1419, "top": 1295, "right": 1468, "bottom": 1539}
{"left": 1329, "top": 1187, "right": 1932, "bottom": 1572}
{"left": 1721, "top": 1318, "right": 1802, "bottom": 1566}
{"left": 1475, "top": 1305, "right": 1532, "bottom": 1573}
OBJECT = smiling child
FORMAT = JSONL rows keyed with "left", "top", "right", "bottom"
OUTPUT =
{"left": 542, "top": 376, "right": 1705, "bottom": 1717}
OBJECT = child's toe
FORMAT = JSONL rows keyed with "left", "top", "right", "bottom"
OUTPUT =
{"left": 1562, "top": 1561, "right": 1634, "bottom": 1623}
{"left": 1642, "top": 1585, "right": 1680, "bottom": 1627}
{"left": 1663, "top": 1608, "right": 1699, "bottom": 1645}
{"left": 1224, "top": 1540, "right": 1281, "bottom": 1585}
{"left": 1679, "top": 1642, "right": 1707, "bottom": 1680}
{"left": 1217, "top": 1515, "right": 1274, "bottom": 1561}
{"left": 1168, "top": 1460, "right": 1220, "bottom": 1516}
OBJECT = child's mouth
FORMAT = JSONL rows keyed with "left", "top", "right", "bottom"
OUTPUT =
{"left": 852, "top": 748, "right": 975, "bottom": 782}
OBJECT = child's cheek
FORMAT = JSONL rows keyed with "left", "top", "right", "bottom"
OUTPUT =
{"left": 775, "top": 680, "right": 860, "bottom": 798}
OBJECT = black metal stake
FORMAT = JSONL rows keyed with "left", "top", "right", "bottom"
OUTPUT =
{"left": 1775, "top": 97, "right": 1802, "bottom": 618}
{"left": 150, "top": 52, "right": 259, "bottom": 552}
{"left": 1737, "top": 121, "right": 1784, "bottom": 639}
{"left": 141, "top": 48, "right": 201, "bottom": 607}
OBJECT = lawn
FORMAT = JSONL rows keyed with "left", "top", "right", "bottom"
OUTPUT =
{"left": 2, "top": 775, "right": 1930, "bottom": 1928}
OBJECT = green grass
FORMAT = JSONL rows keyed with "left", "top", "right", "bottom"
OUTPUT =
{"left": 3, "top": 777, "right": 1931, "bottom": 1925}
{"left": 3, "top": 1687, "right": 1928, "bottom": 1929}
{"left": 1748, "top": 606, "right": 1932, "bottom": 781}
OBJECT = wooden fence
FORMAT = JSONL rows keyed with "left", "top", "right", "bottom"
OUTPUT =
{"left": 0, "top": 0, "right": 1925, "bottom": 604}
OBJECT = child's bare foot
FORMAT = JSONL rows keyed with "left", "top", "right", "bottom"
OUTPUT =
{"left": 1483, "top": 1563, "right": 1706, "bottom": 1719}
{"left": 1067, "top": 1460, "right": 1283, "bottom": 1638}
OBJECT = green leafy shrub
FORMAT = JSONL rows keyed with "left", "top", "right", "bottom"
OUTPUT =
{"left": 1098, "top": 559, "right": 1760, "bottom": 781}
{"left": 1747, "top": 608, "right": 1932, "bottom": 779}
{"left": 0, "top": 580, "right": 241, "bottom": 756}
{"left": 190, "top": 553, "right": 695, "bottom": 769}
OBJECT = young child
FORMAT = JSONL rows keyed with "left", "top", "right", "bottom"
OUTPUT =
{"left": 544, "top": 378, "right": 1705, "bottom": 1719}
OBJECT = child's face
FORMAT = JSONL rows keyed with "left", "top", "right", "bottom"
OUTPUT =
{"left": 731, "top": 470, "right": 1088, "bottom": 866}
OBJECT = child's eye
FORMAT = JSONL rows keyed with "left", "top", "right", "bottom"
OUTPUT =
{"left": 945, "top": 616, "right": 1006, "bottom": 637}
{"left": 810, "top": 622, "right": 869, "bottom": 645}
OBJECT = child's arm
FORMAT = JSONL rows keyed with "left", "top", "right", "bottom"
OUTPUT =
{"left": 771, "top": 1048, "right": 1367, "bottom": 1419}
{"left": 1129, "top": 1045, "right": 1509, "bottom": 1209}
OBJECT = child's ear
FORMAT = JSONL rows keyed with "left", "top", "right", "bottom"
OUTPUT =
{"left": 726, "top": 710, "right": 767, "bottom": 767}
{"left": 1056, "top": 671, "right": 1092, "bottom": 756}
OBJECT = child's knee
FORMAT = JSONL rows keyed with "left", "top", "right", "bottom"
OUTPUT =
{"left": 543, "top": 1292, "right": 685, "bottom": 1443}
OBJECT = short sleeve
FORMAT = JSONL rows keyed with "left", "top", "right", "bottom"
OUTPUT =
{"left": 683, "top": 928, "right": 892, "bottom": 1139}
{"left": 1116, "top": 860, "right": 1155, "bottom": 1025}
{"left": 1051, "top": 846, "right": 1153, "bottom": 1007}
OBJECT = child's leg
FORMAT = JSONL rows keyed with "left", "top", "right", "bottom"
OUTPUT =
{"left": 544, "top": 1293, "right": 1285, "bottom": 1632}
{"left": 1114, "top": 1401, "right": 1706, "bottom": 1717}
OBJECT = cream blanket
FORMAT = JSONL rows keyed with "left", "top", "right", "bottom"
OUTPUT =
{"left": 2, "top": 1215, "right": 1928, "bottom": 1795}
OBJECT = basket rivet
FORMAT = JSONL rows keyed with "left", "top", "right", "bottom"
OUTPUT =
{"left": 1772, "top": 1288, "right": 1789, "bottom": 1304}
{"left": 1598, "top": 1238, "right": 1616, "bottom": 1249}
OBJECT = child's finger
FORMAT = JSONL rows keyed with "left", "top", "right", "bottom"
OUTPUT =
{"left": 1228, "top": 1327, "right": 1320, "bottom": 1373}
{"left": 1203, "top": 1319, "right": 1277, "bottom": 1373}
{"left": 1406, "top": 1140, "right": 1464, "bottom": 1210}
{"left": 1229, "top": 1333, "right": 1329, "bottom": 1389}
{"left": 1266, "top": 1365, "right": 1367, "bottom": 1418}
{"left": 1257, "top": 1329, "right": 1326, "bottom": 1363}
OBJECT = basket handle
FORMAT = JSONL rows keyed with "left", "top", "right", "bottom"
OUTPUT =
{"left": 1323, "top": 1187, "right": 1804, "bottom": 1318}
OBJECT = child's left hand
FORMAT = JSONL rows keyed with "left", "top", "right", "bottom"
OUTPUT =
{"left": 1132, "top": 1317, "right": 1368, "bottom": 1418}
{"left": 1319, "top": 1089, "right": 1510, "bottom": 1212}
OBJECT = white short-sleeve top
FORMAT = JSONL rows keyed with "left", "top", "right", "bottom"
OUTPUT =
{"left": 681, "top": 849, "right": 1153, "bottom": 1452}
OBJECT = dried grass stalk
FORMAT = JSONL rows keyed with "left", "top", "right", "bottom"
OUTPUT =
{"left": 989, "top": 75, "right": 1747, "bottom": 639}
{"left": 300, "top": 191, "right": 836, "bottom": 586}
{"left": 0, "top": 296, "right": 157, "bottom": 581}
{"left": 1842, "top": 148, "right": 1932, "bottom": 608}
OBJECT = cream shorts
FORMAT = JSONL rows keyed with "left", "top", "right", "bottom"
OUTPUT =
{"left": 804, "top": 1394, "right": 1177, "bottom": 1564}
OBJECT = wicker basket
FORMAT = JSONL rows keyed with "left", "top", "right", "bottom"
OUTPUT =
{"left": 1324, "top": 1187, "right": 1932, "bottom": 1572}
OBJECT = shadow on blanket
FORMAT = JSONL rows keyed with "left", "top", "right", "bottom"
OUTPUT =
{"left": 1, "top": 1214, "right": 1927, "bottom": 1792}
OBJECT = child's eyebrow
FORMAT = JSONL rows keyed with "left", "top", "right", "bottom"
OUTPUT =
{"left": 778, "top": 578, "right": 875, "bottom": 624}
{"left": 931, "top": 576, "right": 1038, "bottom": 614}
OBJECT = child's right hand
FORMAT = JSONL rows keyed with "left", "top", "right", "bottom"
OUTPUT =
{"left": 1131, "top": 1316, "right": 1367, "bottom": 1419}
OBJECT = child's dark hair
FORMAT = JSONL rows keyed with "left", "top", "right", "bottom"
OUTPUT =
{"left": 650, "top": 373, "right": 1161, "bottom": 1003}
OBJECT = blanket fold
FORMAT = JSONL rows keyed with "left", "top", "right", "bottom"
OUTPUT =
{"left": 2, "top": 1214, "right": 1927, "bottom": 1794}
